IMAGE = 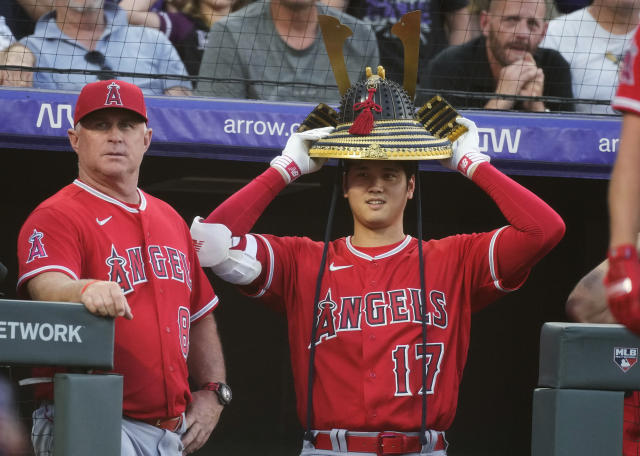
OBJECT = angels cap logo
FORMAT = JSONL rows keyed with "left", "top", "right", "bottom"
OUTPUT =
{"left": 105, "top": 82, "right": 123, "bottom": 106}
{"left": 614, "top": 347, "right": 638, "bottom": 373}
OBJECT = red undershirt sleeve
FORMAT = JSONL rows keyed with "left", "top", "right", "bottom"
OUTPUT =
{"left": 471, "top": 163, "right": 566, "bottom": 288}
{"left": 204, "top": 167, "right": 286, "bottom": 235}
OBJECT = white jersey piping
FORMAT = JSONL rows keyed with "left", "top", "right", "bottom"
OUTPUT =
{"left": 612, "top": 96, "right": 640, "bottom": 114}
{"left": 190, "top": 296, "right": 219, "bottom": 322}
{"left": 489, "top": 226, "right": 519, "bottom": 293}
{"left": 17, "top": 265, "right": 79, "bottom": 288}
{"left": 253, "top": 234, "right": 274, "bottom": 298}
{"left": 73, "top": 180, "right": 147, "bottom": 213}
{"left": 345, "top": 235, "right": 412, "bottom": 261}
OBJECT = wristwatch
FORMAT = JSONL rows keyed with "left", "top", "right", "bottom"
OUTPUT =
{"left": 201, "top": 382, "right": 232, "bottom": 406}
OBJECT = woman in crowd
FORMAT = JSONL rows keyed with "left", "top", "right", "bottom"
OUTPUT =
{"left": 120, "top": 0, "right": 241, "bottom": 77}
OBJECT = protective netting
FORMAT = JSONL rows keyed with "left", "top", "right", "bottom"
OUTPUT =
{"left": 0, "top": 0, "right": 635, "bottom": 114}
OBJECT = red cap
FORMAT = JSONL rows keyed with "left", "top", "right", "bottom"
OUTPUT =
{"left": 73, "top": 79, "right": 148, "bottom": 125}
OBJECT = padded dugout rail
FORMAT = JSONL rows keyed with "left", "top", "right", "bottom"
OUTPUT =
{"left": 0, "top": 299, "right": 114, "bottom": 369}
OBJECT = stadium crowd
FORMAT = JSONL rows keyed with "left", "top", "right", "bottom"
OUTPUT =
{"left": 0, "top": 0, "right": 636, "bottom": 111}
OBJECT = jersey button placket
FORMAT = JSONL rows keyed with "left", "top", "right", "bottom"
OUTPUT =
{"left": 140, "top": 210, "right": 173, "bottom": 416}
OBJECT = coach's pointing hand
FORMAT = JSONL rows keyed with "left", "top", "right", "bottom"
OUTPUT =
{"left": 80, "top": 280, "right": 133, "bottom": 320}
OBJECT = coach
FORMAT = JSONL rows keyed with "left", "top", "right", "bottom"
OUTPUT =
{"left": 16, "top": 79, "right": 228, "bottom": 455}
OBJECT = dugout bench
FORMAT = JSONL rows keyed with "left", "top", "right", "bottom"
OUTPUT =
{"left": 532, "top": 322, "right": 640, "bottom": 456}
{"left": 0, "top": 299, "right": 121, "bottom": 456}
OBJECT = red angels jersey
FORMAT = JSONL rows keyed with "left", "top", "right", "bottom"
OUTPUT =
{"left": 239, "top": 229, "right": 519, "bottom": 432}
{"left": 17, "top": 180, "right": 218, "bottom": 420}
{"left": 624, "top": 391, "right": 640, "bottom": 456}
{"left": 613, "top": 26, "right": 640, "bottom": 113}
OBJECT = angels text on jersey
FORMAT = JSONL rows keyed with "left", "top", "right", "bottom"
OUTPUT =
{"left": 313, "top": 287, "right": 448, "bottom": 397}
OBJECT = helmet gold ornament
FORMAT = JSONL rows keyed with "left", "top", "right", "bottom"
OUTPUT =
{"left": 298, "top": 11, "right": 467, "bottom": 161}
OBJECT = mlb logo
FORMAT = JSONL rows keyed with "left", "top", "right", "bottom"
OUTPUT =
{"left": 614, "top": 347, "right": 638, "bottom": 373}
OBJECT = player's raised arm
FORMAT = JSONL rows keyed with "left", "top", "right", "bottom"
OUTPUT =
{"left": 443, "top": 117, "right": 566, "bottom": 287}
{"left": 566, "top": 260, "right": 615, "bottom": 324}
{"left": 190, "top": 126, "right": 334, "bottom": 282}
{"left": 194, "top": 126, "right": 333, "bottom": 235}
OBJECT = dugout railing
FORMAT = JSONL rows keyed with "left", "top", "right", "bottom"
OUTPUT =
{"left": 531, "top": 322, "right": 640, "bottom": 455}
{"left": 0, "top": 299, "right": 121, "bottom": 456}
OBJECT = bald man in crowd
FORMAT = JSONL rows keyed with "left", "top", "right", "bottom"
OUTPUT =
{"left": 420, "top": 0, "right": 574, "bottom": 112}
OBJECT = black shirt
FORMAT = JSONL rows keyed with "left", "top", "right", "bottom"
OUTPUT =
{"left": 418, "top": 35, "right": 575, "bottom": 112}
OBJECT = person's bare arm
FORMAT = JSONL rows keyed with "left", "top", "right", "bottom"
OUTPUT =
{"left": 15, "top": 0, "right": 54, "bottom": 22}
{"left": 0, "top": 43, "right": 34, "bottom": 87}
{"left": 119, "top": 0, "right": 162, "bottom": 28}
{"left": 26, "top": 271, "right": 133, "bottom": 319}
{"left": 567, "top": 232, "right": 640, "bottom": 323}
{"left": 183, "top": 313, "right": 226, "bottom": 454}
{"left": 165, "top": 86, "right": 192, "bottom": 96}
{"left": 566, "top": 261, "right": 616, "bottom": 323}
{"left": 445, "top": 7, "right": 472, "bottom": 45}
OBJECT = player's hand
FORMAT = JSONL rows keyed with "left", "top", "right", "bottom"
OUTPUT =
{"left": 182, "top": 390, "right": 223, "bottom": 454}
{"left": 80, "top": 280, "right": 133, "bottom": 320}
{"left": 270, "top": 126, "right": 335, "bottom": 183}
{"left": 190, "top": 217, "right": 232, "bottom": 267}
{"left": 605, "top": 244, "right": 640, "bottom": 334}
{"left": 441, "top": 117, "right": 490, "bottom": 179}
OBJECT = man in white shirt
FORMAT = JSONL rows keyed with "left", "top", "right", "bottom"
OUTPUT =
{"left": 541, "top": 0, "right": 640, "bottom": 114}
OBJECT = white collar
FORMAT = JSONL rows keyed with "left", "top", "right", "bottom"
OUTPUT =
{"left": 345, "top": 235, "right": 412, "bottom": 261}
{"left": 73, "top": 179, "right": 146, "bottom": 213}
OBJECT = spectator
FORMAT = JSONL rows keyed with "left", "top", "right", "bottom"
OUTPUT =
{"left": 120, "top": 0, "right": 236, "bottom": 77}
{"left": 421, "top": 0, "right": 573, "bottom": 111}
{"left": 195, "top": 0, "right": 379, "bottom": 102}
{"left": 541, "top": 0, "right": 639, "bottom": 114}
{"left": 347, "top": 0, "right": 471, "bottom": 84}
{"left": 566, "top": 240, "right": 640, "bottom": 455}
{"left": 1, "top": 0, "right": 192, "bottom": 95}
{"left": 465, "top": 0, "right": 489, "bottom": 42}
{"left": 4, "top": 0, "right": 52, "bottom": 39}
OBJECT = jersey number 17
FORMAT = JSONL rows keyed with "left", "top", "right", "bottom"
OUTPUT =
{"left": 392, "top": 343, "right": 444, "bottom": 396}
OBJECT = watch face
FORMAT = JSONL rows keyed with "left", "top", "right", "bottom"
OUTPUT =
{"left": 218, "top": 383, "right": 232, "bottom": 405}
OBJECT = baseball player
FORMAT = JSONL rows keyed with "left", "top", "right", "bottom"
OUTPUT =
{"left": 567, "top": 241, "right": 640, "bottom": 456}
{"left": 16, "top": 80, "right": 229, "bottom": 455}
{"left": 607, "top": 24, "right": 640, "bottom": 333}
{"left": 190, "top": 116, "right": 565, "bottom": 454}
{"left": 597, "top": 24, "right": 640, "bottom": 456}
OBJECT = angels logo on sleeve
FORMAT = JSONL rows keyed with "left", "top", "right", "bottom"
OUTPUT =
{"left": 620, "top": 40, "right": 638, "bottom": 87}
{"left": 26, "top": 229, "right": 48, "bottom": 263}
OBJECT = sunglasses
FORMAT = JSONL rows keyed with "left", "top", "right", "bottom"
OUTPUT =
{"left": 84, "top": 51, "right": 116, "bottom": 81}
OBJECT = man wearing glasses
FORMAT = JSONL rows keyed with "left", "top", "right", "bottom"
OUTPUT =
{"left": 2, "top": 0, "right": 192, "bottom": 95}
